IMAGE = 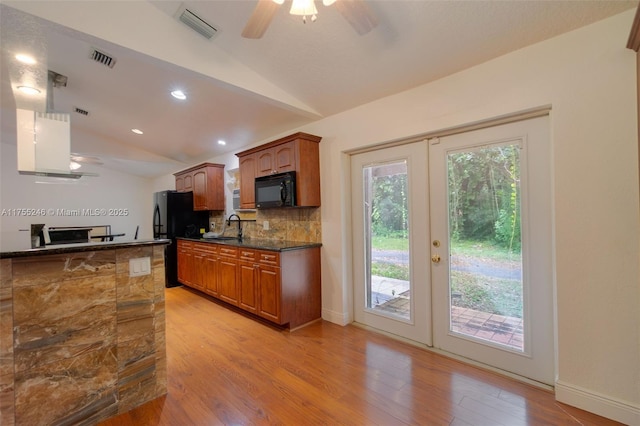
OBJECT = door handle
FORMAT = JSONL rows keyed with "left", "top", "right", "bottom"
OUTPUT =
{"left": 431, "top": 254, "right": 441, "bottom": 263}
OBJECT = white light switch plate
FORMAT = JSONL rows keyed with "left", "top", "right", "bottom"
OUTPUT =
{"left": 129, "top": 257, "right": 151, "bottom": 277}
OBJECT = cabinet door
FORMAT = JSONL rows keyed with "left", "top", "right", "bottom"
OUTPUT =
{"left": 177, "top": 242, "right": 193, "bottom": 286}
{"left": 192, "top": 169, "right": 208, "bottom": 210}
{"left": 238, "top": 261, "right": 258, "bottom": 314}
{"left": 239, "top": 154, "right": 257, "bottom": 208}
{"left": 175, "top": 175, "right": 185, "bottom": 192}
{"left": 256, "top": 150, "right": 274, "bottom": 177}
{"left": 274, "top": 141, "right": 296, "bottom": 173}
{"left": 191, "top": 249, "right": 206, "bottom": 291}
{"left": 183, "top": 173, "right": 193, "bottom": 191}
{"left": 203, "top": 253, "right": 218, "bottom": 296}
{"left": 258, "top": 264, "right": 281, "bottom": 323}
{"left": 218, "top": 257, "right": 239, "bottom": 305}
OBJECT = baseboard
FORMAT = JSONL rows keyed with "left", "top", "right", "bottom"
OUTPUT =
{"left": 321, "top": 308, "right": 350, "bottom": 326}
{"left": 555, "top": 380, "right": 640, "bottom": 425}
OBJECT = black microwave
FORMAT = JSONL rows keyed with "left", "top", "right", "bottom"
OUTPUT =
{"left": 255, "top": 172, "right": 296, "bottom": 208}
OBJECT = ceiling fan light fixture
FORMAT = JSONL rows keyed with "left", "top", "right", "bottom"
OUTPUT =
{"left": 290, "top": 0, "right": 318, "bottom": 22}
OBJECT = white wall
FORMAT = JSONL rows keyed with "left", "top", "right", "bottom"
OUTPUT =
{"left": 1, "top": 118, "right": 155, "bottom": 250}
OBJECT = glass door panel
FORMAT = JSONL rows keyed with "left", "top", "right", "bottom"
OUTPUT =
{"left": 447, "top": 143, "right": 524, "bottom": 351}
{"left": 363, "top": 160, "right": 410, "bottom": 320}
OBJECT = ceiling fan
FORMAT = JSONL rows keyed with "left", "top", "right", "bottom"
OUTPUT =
{"left": 241, "top": 0, "right": 377, "bottom": 39}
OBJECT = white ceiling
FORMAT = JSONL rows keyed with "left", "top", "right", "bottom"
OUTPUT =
{"left": 1, "top": 1, "right": 637, "bottom": 178}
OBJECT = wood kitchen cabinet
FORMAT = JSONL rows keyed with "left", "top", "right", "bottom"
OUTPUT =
{"left": 177, "top": 239, "right": 321, "bottom": 329}
{"left": 236, "top": 133, "right": 321, "bottom": 209}
{"left": 256, "top": 141, "right": 296, "bottom": 177}
{"left": 174, "top": 162, "right": 225, "bottom": 211}
{"left": 177, "top": 240, "right": 194, "bottom": 287}
{"left": 238, "top": 154, "right": 257, "bottom": 209}
{"left": 238, "top": 249, "right": 259, "bottom": 314}
{"left": 217, "top": 246, "right": 239, "bottom": 306}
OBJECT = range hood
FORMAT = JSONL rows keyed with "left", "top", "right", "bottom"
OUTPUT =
{"left": 16, "top": 109, "right": 86, "bottom": 178}
{"left": 15, "top": 71, "right": 96, "bottom": 179}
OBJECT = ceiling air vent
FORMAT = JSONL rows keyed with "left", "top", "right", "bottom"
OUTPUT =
{"left": 74, "top": 107, "right": 89, "bottom": 116}
{"left": 178, "top": 7, "right": 217, "bottom": 40}
{"left": 89, "top": 48, "right": 116, "bottom": 68}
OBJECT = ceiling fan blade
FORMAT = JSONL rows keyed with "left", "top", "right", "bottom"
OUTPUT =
{"left": 334, "top": 0, "right": 378, "bottom": 36}
{"left": 242, "top": 0, "right": 280, "bottom": 39}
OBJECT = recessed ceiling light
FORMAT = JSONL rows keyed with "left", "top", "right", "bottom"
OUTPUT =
{"left": 131, "top": 128, "right": 144, "bottom": 135}
{"left": 15, "top": 54, "right": 36, "bottom": 64}
{"left": 17, "top": 86, "right": 40, "bottom": 95}
{"left": 217, "top": 140, "right": 226, "bottom": 146}
{"left": 171, "top": 90, "right": 186, "bottom": 100}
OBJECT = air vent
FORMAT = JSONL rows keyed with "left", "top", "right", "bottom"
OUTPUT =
{"left": 89, "top": 48, "right": 116, "bottom": 68}
{"left": 178, "top": 8, "right": 217, "bottom": 40}
{"left": 74, "top": 107, "right": 89, "bottom": 116}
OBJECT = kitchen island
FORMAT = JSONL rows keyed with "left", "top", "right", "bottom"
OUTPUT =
{"left": 0, "top": 239, "right": 170, "bottom": 425}
{"left": 176, "top": 237, "right": 321, "bottom": 329}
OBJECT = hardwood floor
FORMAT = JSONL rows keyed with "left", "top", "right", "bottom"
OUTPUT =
{"left": 101, "top": 286, "right": 621, "bottom": 426}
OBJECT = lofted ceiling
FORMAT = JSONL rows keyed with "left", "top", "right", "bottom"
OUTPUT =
{"left": 1, "top": 1, "right": 637, "bottom": 178}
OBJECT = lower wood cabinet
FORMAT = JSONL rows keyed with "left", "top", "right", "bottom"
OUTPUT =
{"left": 217, "top": 246, "right": 239, "bottom": 305}
{"left": 177, "top": 239, "right": 320, "bottom": 329}
{"left": 177, "top": 240, "right": 194, "bottom": 287}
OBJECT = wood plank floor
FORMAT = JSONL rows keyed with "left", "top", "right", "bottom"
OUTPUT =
{"left": 101, "top": 286, "right": 621, "bottom": 426}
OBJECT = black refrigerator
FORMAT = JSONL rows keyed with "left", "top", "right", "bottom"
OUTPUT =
{"left": 153, "top": 190, "right": 209, "bottom": 287}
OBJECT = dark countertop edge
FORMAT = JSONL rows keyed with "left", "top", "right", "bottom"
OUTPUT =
{"left": 0, "top": 239, "right": 171, "bottom": 259}
{"left": 176, "top": 237, "right": 322, "bottom": 252}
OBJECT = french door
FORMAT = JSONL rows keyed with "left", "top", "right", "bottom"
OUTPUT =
{"left": 351, "top": 115, "right": 554, "bottom": 385}
{"left": 351, "top": 141, "right": 431, "bottom": 344}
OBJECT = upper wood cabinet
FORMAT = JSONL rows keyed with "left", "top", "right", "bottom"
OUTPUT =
{"left": 236, "top": 133, "right": 321, "bottom": 209}
{"left": 256, "top": 140, "right": 296, "bottom": 177}
{"left": 238, "top": 155, "right": 257, "bottom": 209}
{"left": 174, "top": 163, "right": 225, "bottom": 211}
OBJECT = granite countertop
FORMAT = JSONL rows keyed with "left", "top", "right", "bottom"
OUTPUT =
{"left": 177, "top": 236, "right": 321, "bottom": 252}
{"left": 0, "top": 239, "right": 171, "bottom": 259}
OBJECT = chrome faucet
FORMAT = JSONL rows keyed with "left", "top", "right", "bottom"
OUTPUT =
{"left": 227, "top": 214, "right": 242, "bottom": 239}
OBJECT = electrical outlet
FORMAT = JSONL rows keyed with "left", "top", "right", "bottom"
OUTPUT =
{"left": 129, "top": 257, "right": 151, "bottom": 277}
{"left": 210, "top": 222, "right": 216, "bottom": 231}
{"left": 263, "top": 220, "right": 270, "bottom": 231}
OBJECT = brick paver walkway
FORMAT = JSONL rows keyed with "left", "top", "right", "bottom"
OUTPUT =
{"left": 376, "top": 292, "right": 524, "bottom": 351}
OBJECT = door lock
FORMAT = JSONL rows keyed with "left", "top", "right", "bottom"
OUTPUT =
{"left": 431, "top": 254, "right": 441, "bottom": 263}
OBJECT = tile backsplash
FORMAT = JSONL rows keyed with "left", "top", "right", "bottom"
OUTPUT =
{"left": 209, "top": 208, "right": 321, "bottom": 243}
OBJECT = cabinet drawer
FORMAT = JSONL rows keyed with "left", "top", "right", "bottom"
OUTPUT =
{"left": 239, "top": 249, "right": 257, "bottom": 262}
{"left": 178, "top": 240, "right": 193, "bottom": 250}
{"left": 218, "top": 246, "right": 238, "bottom": 258}
{"left": 193, "top": 242, "right": 217, "bottom": 254}
{"left": 258, "top": 251, "right": 279, "bottom": 266}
